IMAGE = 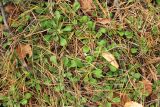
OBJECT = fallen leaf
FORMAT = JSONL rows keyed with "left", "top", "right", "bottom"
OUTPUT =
{"left": 112, "top": 93, "right": 131, "bottom": 107}
{"left": 124, "top": 101, "right": 143, "bottom": 107}
{"left": 4, "top": 3, "right": 15, "bottom": 14}
{"left": 96, "top": 18, "right": 111, "bottom": 24}
{"left": 16, "top": 44, "right": 32, "bottom": 59}
{"left": 79, "top": 0, "right": 95, "bottom": 12}
{"left": 102, "top": 52, "right": 119, "bottom": 69}
{"left": 150, "top": 92, "right": 158, "bottom": 101}
{"left": 119, "top": 93, "right": 131, "bottom": 105}
{"left": 0, "top": 24, "right": 4, "bottom": 32}
{"left": 142, "top": 79, "right": 152, "bottom": 95}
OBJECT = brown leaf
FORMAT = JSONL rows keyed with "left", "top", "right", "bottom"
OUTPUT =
{"left": 79, "top": 0, "right": 95, "bottom": 12}
{"left": 16, "top": 44, "right": 32, "bottom": 59}
{"left": 150, "top": 92, "right": 158, "bottom": 101}
{"left": 0, "top": 24, "right": 4, "bottom": 32}
{"left": 119, "top": 93, "right": 131, "bottom": 105}
{"left": 142, "top": 79, "right": 152, "bottom": 95}
{"left": 96, "top": 18, "right": 111, "bottom": 25}
{"left": 112, "top": 93, "right": 131, "bottom": 107}
{"left": 102, "top": 52, "right": 119, "bottom": 69}
{"left": 124, "top": 101, "right": 143, "bottom": 107}
{"left": 4, "top": 4, "right": 15, "bottom": 14}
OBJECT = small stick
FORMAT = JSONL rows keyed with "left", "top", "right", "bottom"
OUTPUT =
{"left": 0, "top": 2, "right": 12, "bottom": 35}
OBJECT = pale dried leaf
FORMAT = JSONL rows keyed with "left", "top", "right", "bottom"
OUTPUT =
{"left": 96, "top": 18, "right": 111, "bottom": 24}
{"left": 102, "top": 52, "right": 119, "bottom": 69}
{"left": 142, "top": 79, "right": 152, "bottom": 95}
{"left": 79, "top": 0, "right": 94, "bottom": 12}
{"left": 124, "top": 101, "right": 143, "bottom": 107}
{"left": 16, "top": 44, "right": 32, "bottom": 59}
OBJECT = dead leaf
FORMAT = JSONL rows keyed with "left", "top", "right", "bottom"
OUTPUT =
{"left": 119, "top": 93, "right": 131, "bottom": 105}
{"left": 96, "top": 18, "right": 111, "bottom": 24}
{"left": 79, "top": 0, "right": 95, "bottom": 12}
{"left": 124, "top": 101, "right": 143, "bottom": 107}
{"left": 4, "top": 4, "right": 15, "bottom": 14}
{"left": 0, "top": 24, "right": 4, "bottom": 32}
{"left": 142, "top": 79, "right": 152, "bottom": 95}
{"left": 16, "top": 44, "right": 32, "bottom": 59}
{"left": 102, "top": 52, "right": 119, "bottom": 69}
{"left": 112, "top": 93, "right": 131, "bottom": 107}
{"left": 150, "top": 92, "right": 158, "bottom": 101}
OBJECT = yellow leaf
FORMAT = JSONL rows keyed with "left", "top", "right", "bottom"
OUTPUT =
{"left": 102, "top": 52, "right": 119, "bottom": 69}
{"left": 124, "top": 101, "right": 143, "bottom": 107}
{"left": 16, "top": 44, "right": 32, "bottom": 59}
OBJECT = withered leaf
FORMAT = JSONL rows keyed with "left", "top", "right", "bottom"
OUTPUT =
{"left": 79, "top": 0, "right": 95, "bottom": 12}
{"left": 112, "top": 93, "right": 131, "bottom": 107}
{"left": 96, "top": 18, "right": 111, "bottom": 25}
{"left": 102, "top": 52, "right": 119, "bottom": 69}
{"left": 16, "top": 44, "right": 32, "bottom": 59}
{"left": 4, "top": 4, "right": 15, "bottom": 14}
{"left": 142, "top": 79, "right": 152, "bottom": 95}
{"left": 124, "top": 101, "right": 143, "bottom": 107}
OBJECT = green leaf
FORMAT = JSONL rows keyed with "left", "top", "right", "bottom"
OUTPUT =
{"left": 50, "top": 55, "right": 57, "bottom": 65}
{"left": 62, "top": 57, "right": 69, "bottom": 67}
{"left": 17, "top": 26, "right": 24, "bottom": 33}
{"left": 34, "top": 7, "right": 47, "bottom": 14}
{"left": 60, "top": 37, "right": 67, "bottom": 46}
{"left": 152, "top": 25, "right": 159, "bottom": 35}
{"left": 20, "top": 99, "right": 28, "bottom": 105}
{"left": 70, "top": 58, "right": 83, "bottom": 68}
{"left": 36, "top": 84, "right": 41, "bottom": 91}
{"left": 80, "top": 16, "right": 89, "bottom": 23}
{"left": 97, "top": 40, "right": 107, "bottom": 47}
{"left": 63, "top": 25, "right": 72, "bottom": 32}
{"left": 134, "top": 73, "right": 141, "bottom": 79}
{"left": 112, "top": 97, "right": 121, "bottom": 103}
{"left": 54, "top": 11, "right": 61, "bottom": 21}
{"left": 70, "top": 59, "right": 77, "bottom": 68}
{"left": 73, "top": 1, "right": 80, "bottom": 12}
{"left": 125, "top": 31, "right": 133, "bottom": 39}
{"left": 86, "top": 56, "right": 94, "bottom": 63}
{"left": 118, "top": 31, "right": 125, "bottom": 36}
{"left": 87, "top": 21, "right": 94, "bottom": 30}
{"left": 44, "top": 35, "right": 52, "bottom": 42}
{"left": 75, "top": 58, "right": 83, "bottom": 67}
{"left": 105, "top": 102, "right": 112, "bottom": 107}
{"left": 107, "top": 91, "right": 113, "bottom": 99}
{"left": 96, "top": 32, "right": 102, "bottom": 38}
{"left": 72, "top": 19, "right": 78, "bottom": 25}
{"left": 89, "top": 78, "right": 97, "bottom": 85}
{"left": 40, "top": 20, "right": 55, "bottom": 29}
{"left": 49, "top": 66, "right": 57, "bottom": 73}
{"left": 109, "top": 65, "right": 117, "bottom": 72}
{"left": 0, "top": 16, "right": 3, "bottom": 23}
{"left": 82, "top": 45, "right": 90, "bottom": 53}
{"left": 24, "top": 93, "right": 32, "bottom": 100}
{"left": 54, "top": 84, "right": 64, "bottom": 92}
{"left": 99, "top": 28, "right": 107, "bottom": 34}
{"left": 131, "top": 48, "right": 138, "bottom": 54}
{"left": 92, "top": 69, "right": 103, "bottom": 78}
{"left": 156, "top": 0, "right": 160, "bottom": 5}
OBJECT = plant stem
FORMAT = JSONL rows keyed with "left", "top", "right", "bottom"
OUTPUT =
{"left": 0, "top": 1, "right": 12, "bottom": 35}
